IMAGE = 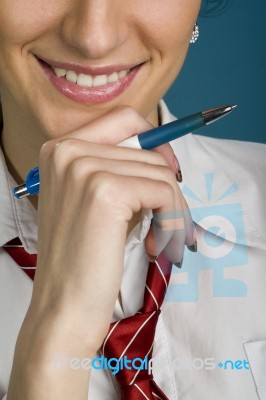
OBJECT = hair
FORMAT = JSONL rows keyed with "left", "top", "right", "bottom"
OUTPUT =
{"left": 200, "top": 0, "right": 230, "bottom": 17}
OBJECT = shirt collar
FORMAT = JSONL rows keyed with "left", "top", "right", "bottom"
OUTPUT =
{"left": 0, "top": 148, "right": 38, "bottom": 253}
{"left": 162, "top": 101, "right": 266, "bottom": 250}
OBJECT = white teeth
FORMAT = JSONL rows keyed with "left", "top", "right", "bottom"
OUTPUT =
{"left": 93, "top": 74, "right": 108, "bottom": 87}
{"left": 54, "top": 68, "right": 67, "bottom": 78}
{"left": 53, "top": 66, "right": 130, "bottom": 88}
{"left": 118, "top": 70, "right": 128, "bottom": 79}
{"left": 66, "top": 70, "right": 78, "bottom": 83}
{"left": 77, "top": 73, "right": 93, "bottom": 87}
{"left": 107, "top": 72, "right": 119, "bottom": 83}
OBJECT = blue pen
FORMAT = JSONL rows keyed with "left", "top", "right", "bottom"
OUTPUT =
{"left": 13, "top": 105, "right": 236, "bottom": 199}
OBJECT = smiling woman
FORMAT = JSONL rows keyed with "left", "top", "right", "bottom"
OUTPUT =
{"left": 0, "top": 1, "right": 266, "bottom": 400}
{"left": 0, "top": 0, "right": 199, "bottom": 137}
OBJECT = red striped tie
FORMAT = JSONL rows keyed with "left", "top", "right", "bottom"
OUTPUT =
{"left": 3, "top": 238, "right": 36, "bottom": 280}
{"left": 3, "top": 238, "right": 172, "bottom": 399}
{"left": 102, "top": 251, "right": 172, "bottom": 399}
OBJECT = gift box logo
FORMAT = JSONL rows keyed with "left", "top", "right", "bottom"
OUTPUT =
{"left": 165, "top": 173, "right": 248, "bottom": 302}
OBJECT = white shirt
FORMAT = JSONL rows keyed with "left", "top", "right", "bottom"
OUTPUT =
{"left": 1, "top": 100, "right": 266, "bottom": 400}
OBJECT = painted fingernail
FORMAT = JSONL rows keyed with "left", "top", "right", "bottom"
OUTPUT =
{"left": 176, "top": 170, "right": 183, "bottom": 183}
{"left": 173, "top": 257, "right": 183, "bottom": 269}
{"left": 187, "top": 240, "right": 197, "bottom": 252}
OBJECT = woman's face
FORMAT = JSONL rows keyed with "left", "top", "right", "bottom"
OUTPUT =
{"left": 0, "top": 0, "right": 201, "bottom": 138}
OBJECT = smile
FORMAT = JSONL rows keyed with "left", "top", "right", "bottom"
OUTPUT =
{"left": 38, "top": 58, "right": 144, "bottom": 104}
{"left": 53, "top": 67, "right": 130, "bottom": 88}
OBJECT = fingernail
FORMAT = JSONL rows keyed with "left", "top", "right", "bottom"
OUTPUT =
{"left": 173, "top": 257, "right": 183, "bottom": 269}
{"left": 176, "top": 170, "right": 183, "bottom": 183}
{"left": 173, "top": 156, "right": 182, "bottom": 183}
{"left": 187, "top": 240, "right": 197, "bottom": 252}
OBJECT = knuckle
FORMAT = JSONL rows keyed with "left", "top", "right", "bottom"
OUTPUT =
{"left": 112, "top": 104, "right": 137, "bottom": 118}
{"left": 157, "top": 165, "right": 176, "bottom": 188}
{"left": 87, "top": 172, "right": 123, "bottom": 207}
{"left": 162, "top": 165, "right": 176, "bottom": 182}
{"left": 52, "top": 138, "right": 77, "bottom": 160}
{"left": 110, "top": 105, "right": 149, "bottom": 131}
{"left": 50, "top": 139, "right": 85, "bottom": 174}
{"left": 68, "top": 157, "right": 96, "bottom": 181}
{"left": 163, "top": 180, "right": 176, "bottom": 201}
{"left": 39, "top": 140, "right": 55, "bottom": 161}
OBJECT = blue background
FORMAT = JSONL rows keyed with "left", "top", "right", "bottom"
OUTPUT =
{"left": 165, "top": 0, "right": 266, "bottom": 144}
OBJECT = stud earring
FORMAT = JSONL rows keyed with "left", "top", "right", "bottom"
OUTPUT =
{"left": 190, "top": 23, "right": 199, "bottom": 44}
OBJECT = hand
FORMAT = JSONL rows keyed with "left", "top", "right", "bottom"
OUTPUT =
{"left": 8, "top": 106, "right": 195, "bottom": 400}
{"left": 32, "top": 106, "right": 195, "bottom": 341}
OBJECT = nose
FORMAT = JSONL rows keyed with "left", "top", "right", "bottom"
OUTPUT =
{"left": 61, "top": 0, "right": 128, "bottom": 60}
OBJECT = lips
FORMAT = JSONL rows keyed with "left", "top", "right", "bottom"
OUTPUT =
{"left": 37, "top": 58, "right": 144, "bottom": 104}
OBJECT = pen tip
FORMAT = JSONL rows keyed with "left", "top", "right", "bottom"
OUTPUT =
{"left": 202, "top": 104, "right": 238, "bottom": 125}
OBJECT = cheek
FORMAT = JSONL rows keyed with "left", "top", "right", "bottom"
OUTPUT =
{"left": 132, "top": 0, "right": 201, "bottom": 107}
{"left": 0, "top": 1, "right": 60, "bottom": 43}
{"left": 137, "top": 0, "right": 200, "bottom": 54}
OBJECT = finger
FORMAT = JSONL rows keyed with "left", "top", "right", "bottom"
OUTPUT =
{"left": 145, "top": 195, "right": 196, "bottom": 264}
{"left": 145, "top": 208, "right": 186, "bottom": 264}
{"left": 61, "top": 157, "right": 180, "bottom": 261}
{"left": 62, "top": 155, "right": 177, "bottom": 196}
{"left": 144, "top": 181, "right": 195, "bottom": 263}
{"left": 153, "top": 143, "right": 181, "bottom": 174}
{"left": 40, "top": 138, "right": 169, "bottom": 176}
{"left": 179, "top": 193, "right": 197, "bottom": 250}
{"left": 161, "top": 182, "right": 197, "bottom": 263}
{"left": 76, "top": 113, "right": 182, "bottom": 177}
{"left": 42, "top": 107, "right": 181, "bottom": 176}
{"left": 80, "top": 171, "right": 177, "bottom": 237}
{"left": 144, "top": 179, "right": 185, "bottom": 261}
{"left": 57, "top": 106, "right": 154, "bottom": 146}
